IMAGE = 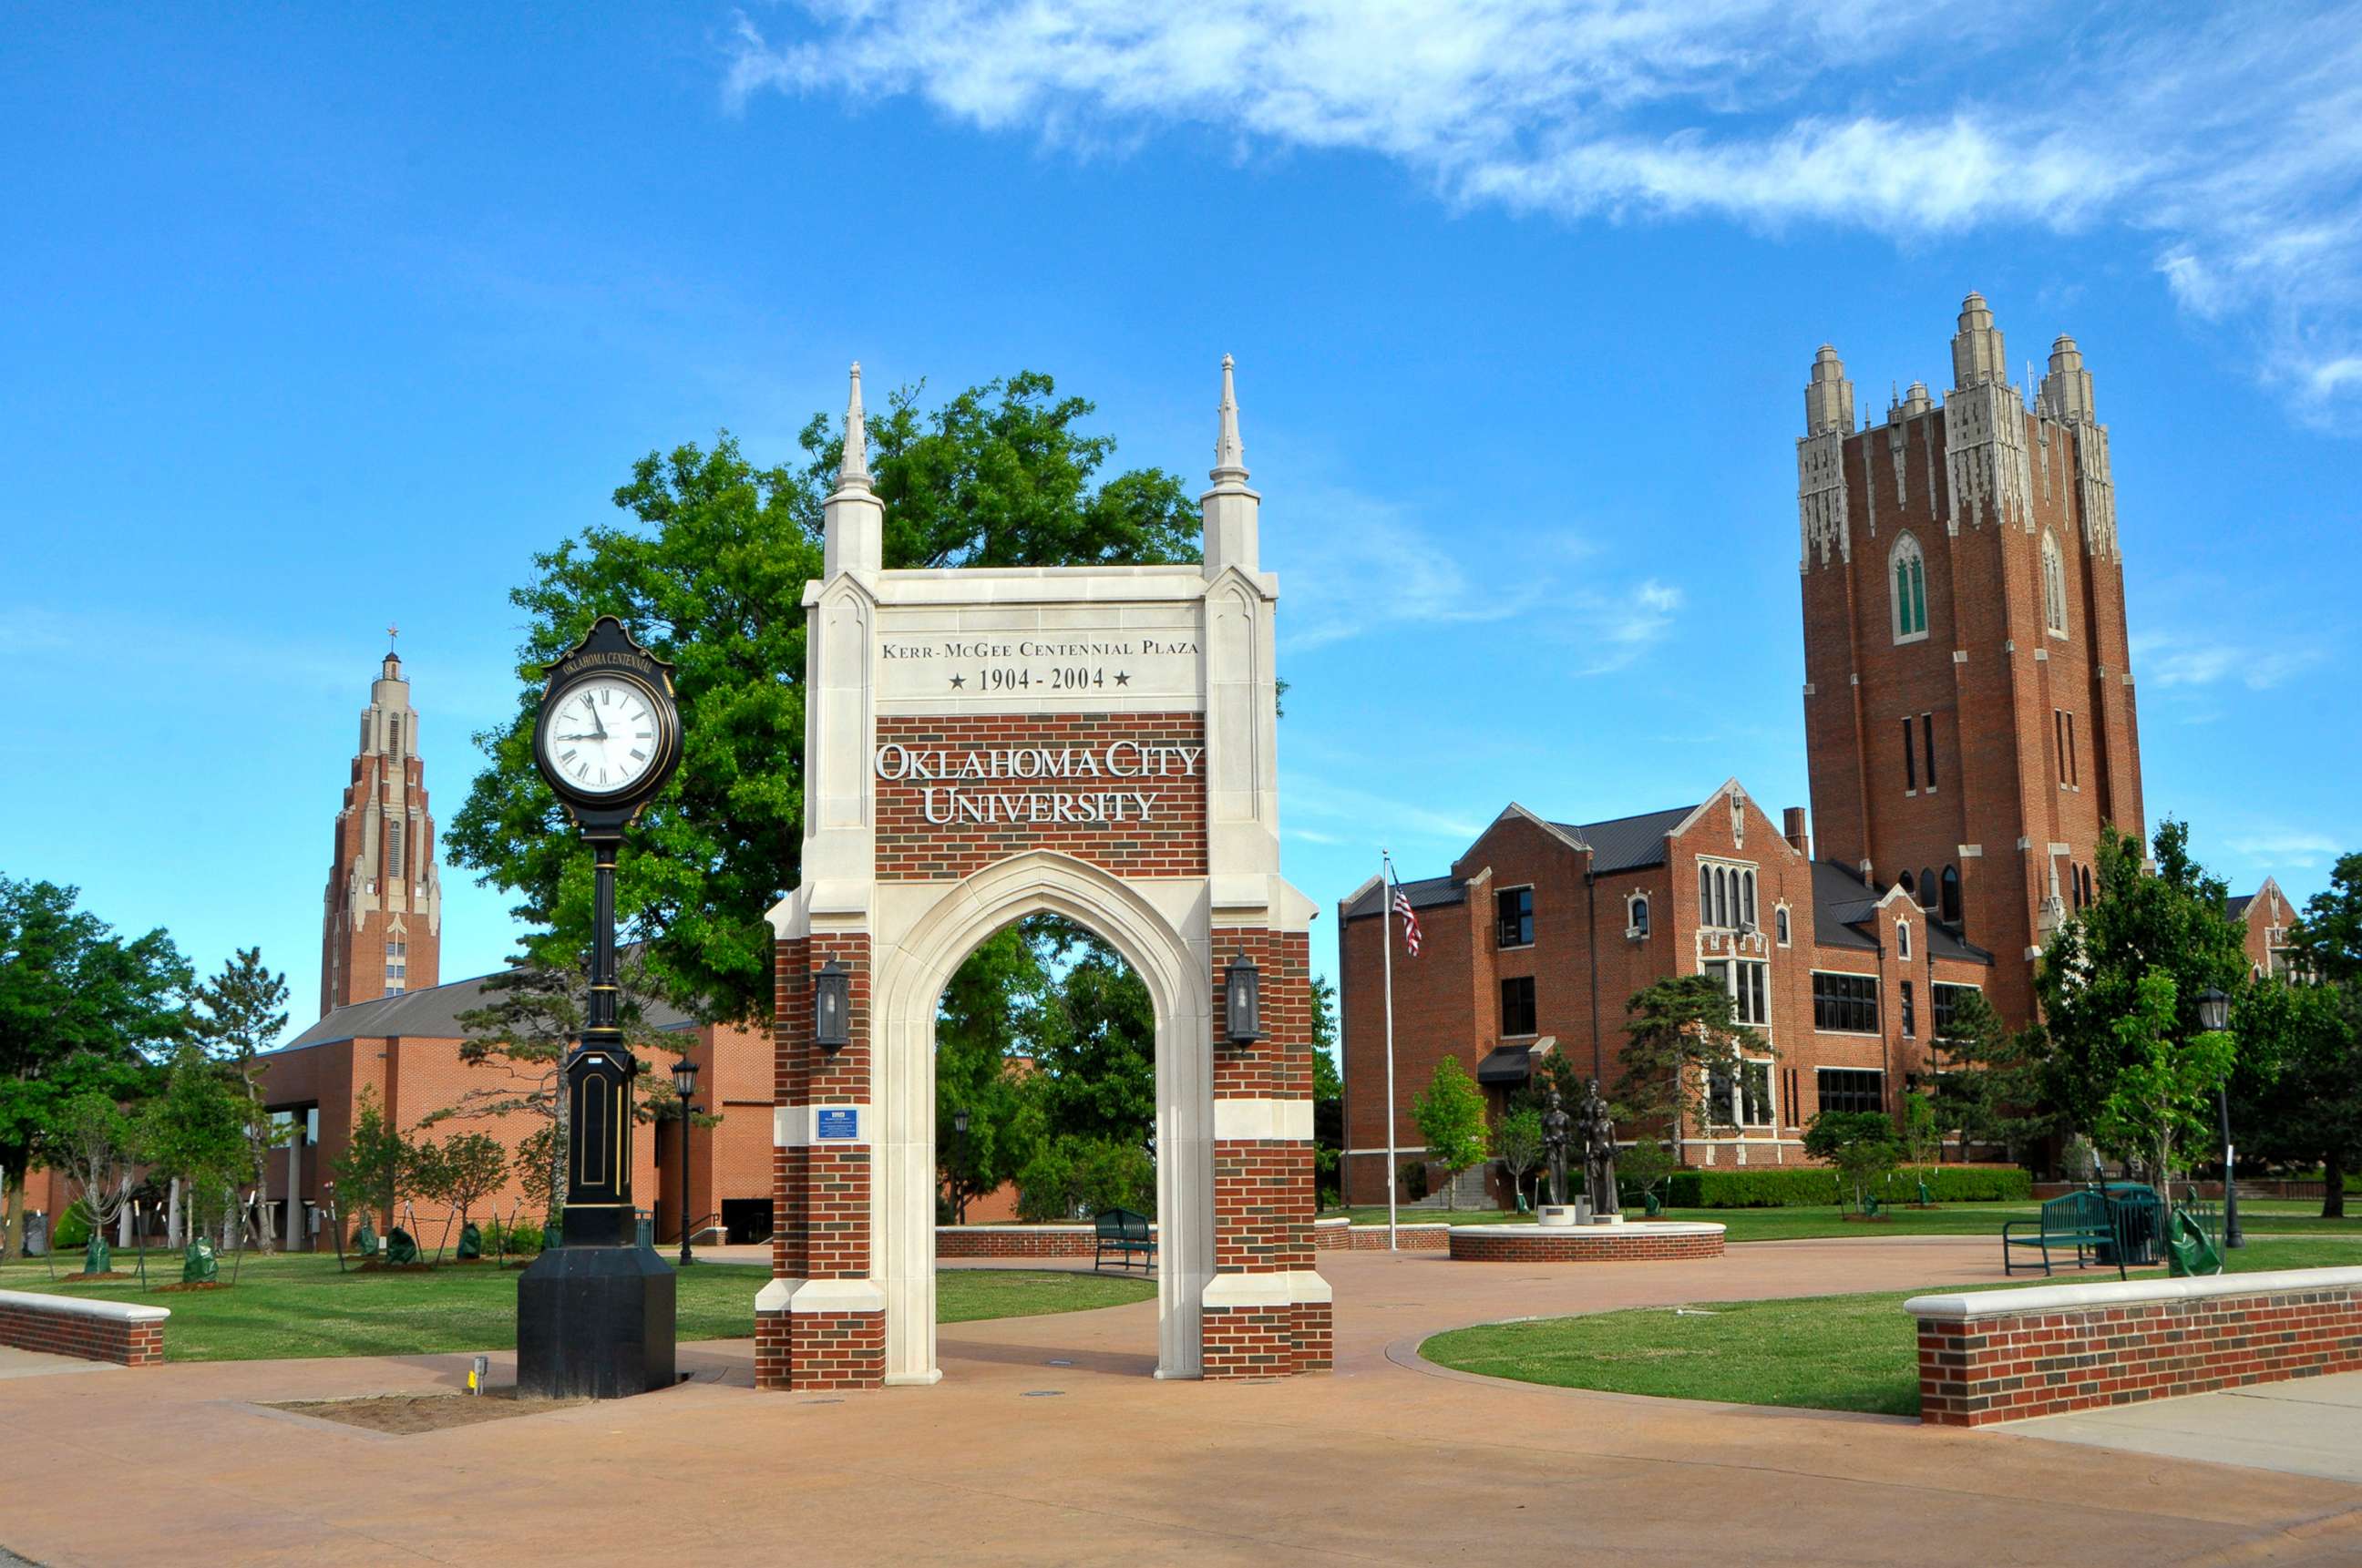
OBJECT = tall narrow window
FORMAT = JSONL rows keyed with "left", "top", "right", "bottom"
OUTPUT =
{"left": 1775, "top": 907, "right": 1791, "bottom": 946}
{"left": 1500, "top": 976, "right": 1537, "bottom": 1037}
{"left": 385, "top": 932, "right": 406, "bottom": 997}
{"left": 1495, "top": 886, "right": 1534, "bottom": 948}
{"left": 389, "top": 716, "right": 402, "bottom": 756}
{"left": 1628, "top": 895, "right": 1650, "bottom": 938}
{"left": 1921, "top": 712, "right": 1937, "bottom": 790}
{"left": 1940, "top": 866, "right": 1962, "bottom": 924}
{"left": 1902, "top": 717, "right": 1917, "bottom": 791}
{"left": 2040, "top": 530, "right": 2068, "bottom": 637}
{"left": 2064, "top": 712, "right": 2079, "bottom": 785}
{"left": 1918, "top": 866, "right": 1936, "bottom": 911}
{"left": 1901, "top": 979, "right": 1915, "bottom": 1037}
{"left": 1897, "top": 923, "right": 1913, "bottom": 961}
{"left": 1891, "top": 533, "right": 1928, "bottom": 641}
{"left": 1741, "top": 871, "right": 1757, "bottom": 929}
{"left": 388, "top": 819, "right": 405, "bottom": 880}
{"left": 1699, "top": 865, "right": 1712, "bottom": 923}
{"left": 2054, "top": 710, "right": 2069, "bottom": 784}
{"left": 1713, "top": 867, "right": 1729, "bottom": 929}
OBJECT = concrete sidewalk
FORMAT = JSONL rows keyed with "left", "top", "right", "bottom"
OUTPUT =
{"left": 2006, "top": 1371, "right": 2362, "bottom": 1485}
{"left": 3, "top": 1238, "right": 2358, "bottom": 1565}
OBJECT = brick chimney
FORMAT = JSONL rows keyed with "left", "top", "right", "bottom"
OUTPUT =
{"left": 1782, "top": 806, "right": 1811, "bottom": 860}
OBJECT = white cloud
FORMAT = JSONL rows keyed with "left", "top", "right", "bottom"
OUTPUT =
{"left": 1281, "top": 770, "right": 1486, "bottom": 844}
{"left": 2131, "top": 630, "right": 2327, "bottom": 692}
{"left": 1268, "top": 485, "right": 1554, "bottom": 652}
{"left": 2226, "top": 828, "right": 2343, "bottom": 868}
{"left": 725, "top": 1, "right": 2362, "bottom": 428}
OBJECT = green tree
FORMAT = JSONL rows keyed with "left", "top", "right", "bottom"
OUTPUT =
{"left": 1311, "top": 973, "right": 1343, "bottom": 1209}
{"left": 935, "top": 922, "right": 1052, "bottom": 1224}
{"left": 1493, "top": 1105, "right": 1544, "bottom": 1207}
{"left": 2038, "top": 821, "right": 2249, "bottom": 1143}
{"left": 2231, "top": 976, "right": 2360, "bottom": 1218}
{"left": 1025, "top": 924, "right": 1157, "bottom": 1150}
{"left": 444, "top": 374, "right": 1202, "bottom": 1024}
{"left": 328, "top": 1086, "right": 415, "bottom": 1235}
{"left": 0, "top": 877, "right": 189, "bottom": 1259}
{"left": 1900, "top": 1091, "right": 1942, "bottom": 1170}
{"left": 137, "top": 1041, "right": 250, "bottom": 1245}
{"left": 1618, "top": 974, "right": 1764, "bottom": 1157}
{"left": 1412, "top": 1057, "right": 1488, "bottom": 1211}
{"left": 1803, "top": 1110, "right": 1903, "bottom": 1214}
{"left": 47, "top": 1092, "right": 139, "bottom": 1274}
{"left": 1927, "top": 988, "right": 2054, "bottom": 1164}
{"left": 190, "top": 947, "right": 291, "bottom": 1253}
{"left": 2292, "top": 850, "right": 2362, "bottom": 986}
{"left": 2090, "top": 968, "right": 2235, "bottom": 1195}
{"left": 413, "top": 1131, "right": 508, "bottom": 1259}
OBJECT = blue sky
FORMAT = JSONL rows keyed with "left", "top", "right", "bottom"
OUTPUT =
{"left": 5, "top": 3, "right": 2357, "bottom": 1040}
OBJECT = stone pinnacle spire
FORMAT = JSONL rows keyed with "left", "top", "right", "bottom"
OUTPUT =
{"left": 1212, "top": 353, "right": 1248, "bottom": 484}
{"left": 1199, "top": 353, "right": 1260, "bottom": 577}
{"left": 838, "top": 361, "right": 872, "bottom": 489}
{"left": 822, "top": 359, "right": 883, "bottom": 577}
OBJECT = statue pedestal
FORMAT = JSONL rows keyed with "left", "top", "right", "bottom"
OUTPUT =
{"left": 1591, "top": 1213, "right": 1627, "bottom": 1226}
{"left": 1536, "top": 1205, "right": 1579, "bottom": 1228}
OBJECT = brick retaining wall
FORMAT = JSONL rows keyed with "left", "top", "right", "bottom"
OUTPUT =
{"left": 0, "top": 1290, "right": 169, "bottom": 1367}
{"left": 1909, "top": 1267, "right": 2362, "bottom": 1428}
{"left": 1445, "top": 1223, "right": 1727, "bottom": 1264}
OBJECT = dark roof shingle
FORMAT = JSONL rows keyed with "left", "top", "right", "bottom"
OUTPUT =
{"left": 280, "top": 970, "right": 699, "bottom": 1052}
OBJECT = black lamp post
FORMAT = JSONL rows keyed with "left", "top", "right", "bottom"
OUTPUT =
{"left": 673, "top": 1056, "right": 700, "bottom": 1267}
{"left": 2197, "top": 986, "right": 2241, "bottom": 1249}
{"left": 950, "top": 1107, "right": 970, "bottom": 1224}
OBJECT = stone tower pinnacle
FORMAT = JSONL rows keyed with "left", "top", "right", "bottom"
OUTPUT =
{"left": 1201, "top": 353, "right": 1260, "bottom": 578}
{"left": 823, "top": 360, "right": 884, "bottom": 579}
{"left": 2039, "top": 333, "right": 2096, "bottom": 424}
{"left": 1804, "top": 344, "right": 1854, "bottom": 436}
{"left": 320, "top": 644, "right": 442, "bottom": 1016}
{"left": 1950, "top": 291, "right": 2008, "bottom": 390}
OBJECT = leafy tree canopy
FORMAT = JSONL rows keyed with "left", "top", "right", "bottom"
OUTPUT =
{"left": 1618, "top": 973, "right": 1764, "bottom": 1145}
{"left": 1411, "top": 1056, "right": 1488, "bottom": 1208}
{"left": 2037, "top": 821, "right": 2249, "bottom": 1140}
{"left": 444, "top": 373, "right": 1202, "bottom": 1024}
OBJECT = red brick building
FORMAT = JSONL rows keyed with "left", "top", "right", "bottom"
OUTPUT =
{"left": 1338, "top": 292, "right": 2197, "bottom": 1205}
{"left": 320, "top": 645, "right": 442, "bottom": 1014}
{"left": 2230, "top": 879, "right": 2305, "bottom": 981}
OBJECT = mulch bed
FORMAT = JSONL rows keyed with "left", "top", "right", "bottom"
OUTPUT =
{"left": 265, "top": 1390, "right": 583, "bottom": 1435}
{"left": 58, "top": 1271, "right": 135, "bottom": 1283}
{"left": 155, "top": 1281, "right": 229, "bottom": 1293}
{"left": 353, "top": 1261, "right": 436, "bottom": 1273}
{"left": 1839, "top": 1214, "right": 1895, "bottom": 1225}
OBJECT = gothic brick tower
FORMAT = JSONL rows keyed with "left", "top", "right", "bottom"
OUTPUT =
{"left": 1797, "top": 292, "right": 2145, "bottom": 1027}
{"left": 319, "top": 641, "right": 443, "bottom": 1017}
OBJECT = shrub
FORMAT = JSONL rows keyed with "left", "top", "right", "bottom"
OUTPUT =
{"left": 1661, "top": 1164, "right": 2030, "bottom": 1208}
{"left": 51, "top": 1204, "right": 93, "bottom": 1251}
{"left": 485, "top": 1219, "right": 545, "bottom": 1255}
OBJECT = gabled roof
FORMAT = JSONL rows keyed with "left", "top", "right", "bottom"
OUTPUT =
{"left": 1340, "top": 874, "right": 1467, "bottom": 920}
{"left": 1552, "top": 804, "right": 1698, "bottom": 874}
{"left": 2225, "top": 894, "right": 2255, "bottom": 920}
{"left": 280, "top": 970, "right": 700, "bottom": 1051}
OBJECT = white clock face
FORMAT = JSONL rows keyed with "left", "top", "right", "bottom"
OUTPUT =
{"left": 542, "top": 678, "right": 664, "bottom": 796}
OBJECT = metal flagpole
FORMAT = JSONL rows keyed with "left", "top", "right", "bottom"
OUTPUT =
{"left": 1381, "top": 849, "right": 1399, "bottom": 1254}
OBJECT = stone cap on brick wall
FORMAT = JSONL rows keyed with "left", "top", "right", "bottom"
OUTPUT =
{"left": 1446, "top": 1222, "right": 1726, "bottom": 1238}
{"left": 0, "top": 1289, "right": 169, "bottom": 1324}
{"left": 934, "top": 1224, "right": 1155, "bottom": 1235}
{"left": 1905, "top": 1266, "right": 2362, "bottom": 1321}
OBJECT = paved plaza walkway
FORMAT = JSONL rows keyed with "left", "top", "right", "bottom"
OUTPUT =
{"left": 4, "top": 1238, "right": 2359, "bottom": 1565}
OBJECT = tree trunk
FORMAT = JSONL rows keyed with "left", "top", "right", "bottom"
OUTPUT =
{"left": 2326, "top": 1153, "right": 2347, "bottom": 1220}
{"left": 1, "top": 1168, "right": 21, "bottom": 1263}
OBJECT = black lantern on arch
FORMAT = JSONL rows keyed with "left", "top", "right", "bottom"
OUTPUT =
{"left": 1224, "top": 950, "right": 1262, "bottom": 1045}
{"left": 815, "top": 959, "right": 851, "bottom": 1051}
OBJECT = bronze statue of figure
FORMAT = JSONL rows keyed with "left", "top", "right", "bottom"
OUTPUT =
{"left": 1541, "top": 1082, "right": 1572, "bottom": 1209}
{"left": 1582, "top": 1077, "right": 1620, "bottom": 1216}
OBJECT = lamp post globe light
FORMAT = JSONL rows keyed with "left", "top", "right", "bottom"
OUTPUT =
{"left": 673, "top": 1056, "right": 699, "bottom": 1267}
{"left": 2197, "top": 987, "right": 2243, "bottom": 1249}
{"left": 516, "top": 616, "right": 688, "bottom": 1399}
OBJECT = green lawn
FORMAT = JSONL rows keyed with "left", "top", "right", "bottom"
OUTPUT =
{"left": 1323, "top": 1200, "right": 2362, "bottom": 1245}
{"left": 1421, "top": 1237, "right": 2362, "bottom": 1417}
{"left": 0, "top": 1253, "right": 1153, "bottom": 1363}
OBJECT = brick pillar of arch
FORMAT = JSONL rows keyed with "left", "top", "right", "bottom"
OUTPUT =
{"left": 756, "top": 931, "right": 881, "bottom": 1392}
{"left": 1204, "top": 927, "right": 1330, "bottom": 1378}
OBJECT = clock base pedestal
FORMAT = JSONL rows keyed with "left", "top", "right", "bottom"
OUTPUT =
{"left": 516, "top": 1241, "right": 677, "bottom": 1399}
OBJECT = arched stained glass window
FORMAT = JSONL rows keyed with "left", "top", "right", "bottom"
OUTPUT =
{"left": 2040, "top": 530, "right": 2068, "bottom": 637}
{"left": 1891, "top": 534, "right": 1928, "bottom": 641}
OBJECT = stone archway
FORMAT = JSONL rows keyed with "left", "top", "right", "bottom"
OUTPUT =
{"left": 755, "top": 359, "right": 1329, "bottom": 1390}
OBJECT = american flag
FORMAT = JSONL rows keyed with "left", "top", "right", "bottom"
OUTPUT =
{"left": 1392, "top": 882, "right": 1422, "bottom": 958}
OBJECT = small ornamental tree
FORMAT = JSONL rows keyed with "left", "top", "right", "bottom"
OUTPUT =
{"left": 190, "top": 948, "right": 292, "bottom": 1253}
{"left": 328, "top": 1087, "right": 415, "bottom": 1235}
{"left": 1493, "top": 1106, "right": 1544, "bottom": 1208}
{"left": 1901, "top": 1091, "right": 1942, "bottom": 1171}
{"left": 413, "top": 1131, "right": 507, "bottom": 1260}
{"left": 2090, "top": 968, "right": 2235, "bottom": 1198}
{"left": 1412, "top": 1057, "right": 1488, "bottom": 1211}
{"left": 1803, "top": 1110, "right": 1902, "bottom": 1214}
{"left": 136, "top": 1041, "right": 250, "bottom": 1247}
{"left": 50, "top": 1093, "right": 139, "bottom": 1273}
{"left": 1928, "top": 987, "right": 2054, "bottom": 1164}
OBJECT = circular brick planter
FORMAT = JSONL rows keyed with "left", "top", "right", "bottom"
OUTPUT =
{"left": 1445, "top": 1222, "right": 1726, "bottom": 1263}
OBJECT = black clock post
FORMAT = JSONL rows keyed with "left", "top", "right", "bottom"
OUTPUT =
{"left": 516, "top": 616, "right": 686, "bottom": 1399}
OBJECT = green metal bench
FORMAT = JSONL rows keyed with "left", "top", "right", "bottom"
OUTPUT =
{"left": 2001, "top": 1190, "right": 2125, "bottom": 1277}
{"left": 1094, "top": 1208, "right": 1155, "bottom": 1273}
